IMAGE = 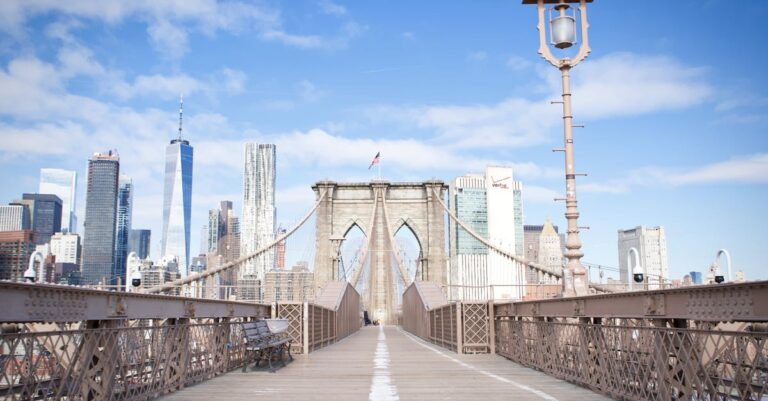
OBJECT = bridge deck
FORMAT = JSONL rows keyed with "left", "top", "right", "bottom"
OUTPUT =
{"left": 161, "top": 326, "right": 608, "bottom": 401}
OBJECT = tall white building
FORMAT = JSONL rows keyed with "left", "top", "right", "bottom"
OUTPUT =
{"left": 485, "top": 166, "right": 524, "bottom": 299}
{"left": 50, "top": 232, "right": 80, "bottom": 264}
{"left": 241, "top": 143, "right": 276, "bottom": 280}
{"left": 0, "top": 205, "right": 29, "bottom": 231}
{"left": 449, "top": 166, "right": 524, "bottom": 301}
{"left": 618, "top": 226, "right": 668, "bottom": 288}
{"left": 39, "top": 168, "right": 77, "bottom": 233}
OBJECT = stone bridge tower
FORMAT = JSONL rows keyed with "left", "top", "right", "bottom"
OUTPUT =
{"left": 312, "top": 180, "right": 448, "bottom": 323}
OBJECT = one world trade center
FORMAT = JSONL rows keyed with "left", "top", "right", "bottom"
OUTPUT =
{"left": 161, "top": 96, "right": 193, "bottom": 276}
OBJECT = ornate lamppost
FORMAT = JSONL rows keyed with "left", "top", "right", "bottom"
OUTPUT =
{"left": 523, "top": 0, "right": 593, "bottom": 296}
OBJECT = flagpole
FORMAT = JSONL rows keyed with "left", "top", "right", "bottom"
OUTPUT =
{"left": 378, "top": 158, "right": 381, "bottom": 180}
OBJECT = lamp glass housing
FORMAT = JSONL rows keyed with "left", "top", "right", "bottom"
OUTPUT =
{"left": 551, "top": 15, "right": 576, "bottom": 49}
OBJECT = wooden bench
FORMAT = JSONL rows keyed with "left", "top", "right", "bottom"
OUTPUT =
{"left": 241, "top": 320, "right": 293, "bottom": 373}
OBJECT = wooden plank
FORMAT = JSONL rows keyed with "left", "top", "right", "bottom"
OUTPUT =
{"left": 160, "top": 326, "right": 609, "bottom": 401}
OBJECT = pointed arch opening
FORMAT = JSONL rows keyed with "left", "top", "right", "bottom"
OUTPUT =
{"left": 393, "top": 221, "right": 422, "bottom": 286}
{"left": 340, "top": 223, "right": 367, "bottom": 293}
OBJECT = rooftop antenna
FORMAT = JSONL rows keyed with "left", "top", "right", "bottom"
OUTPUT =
{"left": 178, "top": 94, "right": 183, "bottom": 141}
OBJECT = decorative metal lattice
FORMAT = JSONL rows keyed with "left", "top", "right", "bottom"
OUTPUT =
{"left": 496, "top": 319, "right": 768, "bottom": 401}
{"left": 277, "top": 303, "right": 304, "bottom": 354}
{"left": 0, "top": 319, "right": 249, "bottom": 401}
{"left": 462, "top": 303, "right": 489, "bottom": 354}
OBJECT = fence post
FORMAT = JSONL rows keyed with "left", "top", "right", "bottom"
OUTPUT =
{"left": 456, "top": 301, "right": 463, "bottom": 355}
{"left": 488, "top": 301, "right": 496, "bottom": 355}
{"left": 303, "top": 302, "right": 310, "bottom": 355}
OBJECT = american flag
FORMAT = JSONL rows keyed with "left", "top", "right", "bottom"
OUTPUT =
{"left": 368, "top": 152, "right": 380, "bottom": 170}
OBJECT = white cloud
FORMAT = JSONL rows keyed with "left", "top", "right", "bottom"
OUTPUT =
{"left": 112, "top": 73, "right": 202, "bottom": 100}
{"left": 365, "top": 52, "right": 714, "bottom": 151}
{"left": 277, "top": 185, "right": 316, "bottom": 206}
{"left": 319, "top": 0, "right": 347, "bottom": 16}
{"left": 506, "top": 55, "right": 533, "bottom": 71}
{"left": 260, "top": 29, "right": 325, "bottom": 49}
{"left": 297, "top": 80, "right": 323, "bottom": 102}
{"left": 57, "top": 45, "right": 105, "bottom": 77}
{"left": 147, "top": 18, "right": 188, "bottom": 59}
{"left": 523, "top": 185, "right": 560, "bottom": 204}
{"left": 573, "top": 53, "right": 713, "bottom": 119}
{"left": 1, "top": 0, "right": 364, "bottom": 58}
{"left": 219, "top": 68, "right": 247, "bottom": 94}
{"left": 194, "top": 128, "right": 503, "bottom": 173}
{"left": 667, "top": 153, "right": 768, "bottom": 185}
{"left": 580, "top": 153, "right": 768, "bottom": 194}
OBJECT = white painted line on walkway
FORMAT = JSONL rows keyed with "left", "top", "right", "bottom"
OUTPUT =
{"left": 369, "top": 325, "right": 399, "bottom": 401}
{"left": 398, "top": 327, "right": 559, "bottom": 401}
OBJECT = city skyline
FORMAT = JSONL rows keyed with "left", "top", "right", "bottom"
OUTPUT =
{"left": 0, "top": 2, "right": 765, "bottom": 281}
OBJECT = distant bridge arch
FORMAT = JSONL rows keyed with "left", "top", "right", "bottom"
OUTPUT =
{"left": 313, "top": 180, "right": 448, "bottom": 323}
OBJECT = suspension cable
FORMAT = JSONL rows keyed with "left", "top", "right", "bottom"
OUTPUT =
{"left": 145, "top": 189, "right": 328, "bottom": 294}
{"left": 351, "top": 187, "right": 380, "bottom": 286}
{"left": 431, "top": 188, "right": 560, "bottom": 277}
{"left": 432, "top": 188, "right": 616, "bottom": 293}
{"left": 381, "top": 191, "right": 412, "bottom": 287}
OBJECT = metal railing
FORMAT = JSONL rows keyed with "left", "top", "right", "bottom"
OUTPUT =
{"left": 274, "top": 282, "right": 361, "bottom": 354}
{"left": 0, "top": 319, "right": 256, "bottom": 400}
{"left": 402, "top": 282, "right": 491, "bottom": 354}
{"left": 493, "top": 280, "right": 768, "bottom": 401}
{"left": 495, "top": 320, "right": 768, "bottom": 400}
{"left": 442, "top": 282, "right": 683, "bottom": 302}
{"left": 0, "top": 280, "right": 361, "bottom": 400}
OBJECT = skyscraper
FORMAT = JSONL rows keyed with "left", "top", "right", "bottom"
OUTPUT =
{"left": 512, "top": 181, "right": 524, "bottom": 257}
{"left": 200, "top": 225, "right": 209, "bottom": 255}
{"left": 114, "top": 175, "right": 133, "bottom": 283}
{"left": 241, "top": 143, "right": 276, "bottom": 280}
{"left": 618, "top": 225, "right": 669, "bottom": 288}
{"left": 449, "top": 166, "right": 524, "bottom": 300}
{"left": 128, "top": 229, "right": 151, "bottom": 260}
{"left": 0, "top": 205, "right": 30, "bottom": 231}
{"left": 449, "top": 174, "right": 488, "bottom": 300}
{"left": 20, "top": 193, "right": 62, "bottom": 245}
{"left": 206, "top": 209, "right": 219, "bottom": 254}
{"left": 275, "top": 227, "right": 287, "bottom": 269}
{"left": 485, "top": 166, "right": 524, "bottom": 299}
{"left": 524, "top": 222, "right": 566, "bottom": 283}
{"left": 538, "top": 219, "right": 563, "bottom": 275}
{"left": 81, "top": 151, "right": 120, "bottom": 285}
{"left": 39, "top": 168, "right": 77, "bottom": 233}
{"left": 161, "top": 97, "right": 193, "bottom": 277}
{"left": 0, "top": 230, "right": 36, "bottom": 281}
{"left": 50, "top": 232, "right": 80, "bottom": 264}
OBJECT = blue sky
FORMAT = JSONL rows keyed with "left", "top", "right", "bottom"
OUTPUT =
{"left": 0, "top": 0, "right": 765, "bottom": 281}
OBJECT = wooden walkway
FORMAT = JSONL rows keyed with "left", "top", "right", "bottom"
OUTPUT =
{"left": 161, "top": 326, "right": 610, "bottom": 401}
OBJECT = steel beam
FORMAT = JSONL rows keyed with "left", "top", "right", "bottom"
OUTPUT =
{"left": 495, "top": 280, "right": 768, "bottom": 322}
{"left": 0, "top": 281, "right": 270, "bottom": 323}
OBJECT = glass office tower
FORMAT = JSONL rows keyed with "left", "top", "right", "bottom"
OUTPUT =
{"left": 39, "top": 168, "right": 77, "bottom": 233}
{"left": 114, "top": 175, "right": 133, "bottom": 284}
{"left": 82, "top": 151, "right": 119, "bottom": 285}
{"left": 161, "top": 139, "right": 193, "bottom": 277}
